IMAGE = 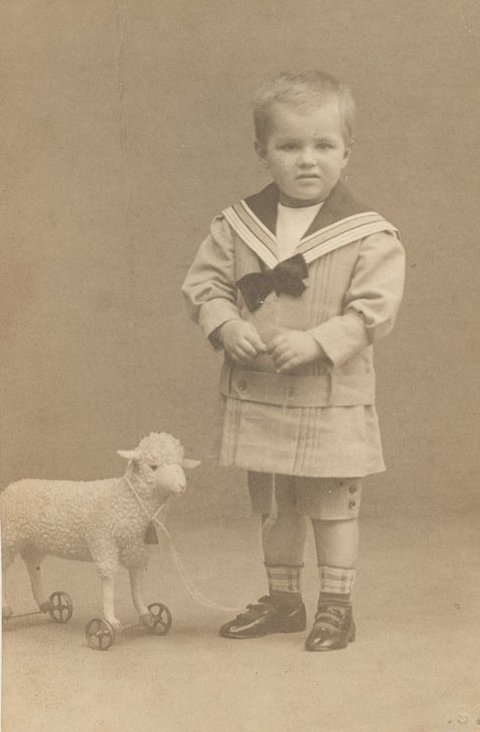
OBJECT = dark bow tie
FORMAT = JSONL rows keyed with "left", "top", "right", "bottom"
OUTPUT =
{"left": 236, "top": 254, "right": 308, "bottom": 312}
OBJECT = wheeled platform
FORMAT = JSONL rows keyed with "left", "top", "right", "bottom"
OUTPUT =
{"left": 3, "top": 591, "right": 73, "bottom": 626}
{"left": 85, "top": 602, "right": 172, "bottom": 650}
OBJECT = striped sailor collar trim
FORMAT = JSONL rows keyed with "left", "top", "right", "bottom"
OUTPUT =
{"left": 243, "top": 181, "right": 369, "bottom": 237}
{"left": 222, "top": 182, "right": 397, "bottom": 269}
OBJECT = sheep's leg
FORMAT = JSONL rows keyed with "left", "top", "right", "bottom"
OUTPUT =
{"left": 89, "top": 539, "right": 122, "bottom": 630}
{"left": 22, "top": 551, "right": 51, "bottom": 612}
{"left": 100, "top": 574, "right": 122, "bottom": 631}
{"left": 129, "top": 566, "right": 151, "bottom": 626}
{"left": 122, "top": 543, "right": 150, "bottom": 623}
{"left": 2, "top": 548, "right": 15, "bottom": 619}
{"left": 93, "top": 554, "right": 121, "bottom": 630}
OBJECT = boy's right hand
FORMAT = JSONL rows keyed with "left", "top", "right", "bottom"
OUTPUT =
{"left": 219, "top": 319, "right": 268, "bottom": 364}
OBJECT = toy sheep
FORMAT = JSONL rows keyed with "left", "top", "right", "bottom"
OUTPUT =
{"left": 0, "top": 432, "right": 200, "bottom": 630}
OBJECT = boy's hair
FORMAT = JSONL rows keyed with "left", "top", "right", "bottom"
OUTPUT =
{"left": 253, "top": 70, "right": 355, "bottom": 145}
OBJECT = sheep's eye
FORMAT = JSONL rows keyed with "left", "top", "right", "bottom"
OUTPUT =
{"left": 149, "top": 464, "right": 158, "bottom": 471}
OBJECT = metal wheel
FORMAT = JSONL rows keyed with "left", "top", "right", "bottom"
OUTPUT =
{"left": 85, "top": 617, "right": 115, "bottom": 650}
{"left": 147, "top": 603, "right": 172, "bottom": 635}
{"left": 48, "top": 591, "right": 73, "bottom": 623}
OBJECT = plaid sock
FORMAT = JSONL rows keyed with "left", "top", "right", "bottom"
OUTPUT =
{"left": 266, "top": 565, "right": 303, "bottom": 608}
{"left": 318, "top": 565, "right": 356, "bottom": 608}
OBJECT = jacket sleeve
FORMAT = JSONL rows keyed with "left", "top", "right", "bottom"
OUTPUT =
{"left": 308, "top": 231, "right": 406, "bottom": 366}
{"left": 181, "top": 215, "right": 241, "bottom": 344}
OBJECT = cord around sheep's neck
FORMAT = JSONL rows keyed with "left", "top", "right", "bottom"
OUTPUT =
{"left": 120, "top": 461, "right": 171, "bottom": 515}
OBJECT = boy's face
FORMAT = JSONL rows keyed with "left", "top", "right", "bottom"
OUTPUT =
{"left": 255, "top": 100, "right": 351, "bottom": 206}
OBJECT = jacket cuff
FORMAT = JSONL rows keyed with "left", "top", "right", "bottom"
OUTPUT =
{"left": 198, "top": 298, "right": 240, "bottom": 341}
{"left": 208, "top": 325, "right": 225, "bottom": 351}
{"left": 308, "top": 311, "right": 370, "bottom": 366}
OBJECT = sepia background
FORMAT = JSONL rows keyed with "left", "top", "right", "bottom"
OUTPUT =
{"left": 1, "top": 1, "right": 479, "bottom": 731}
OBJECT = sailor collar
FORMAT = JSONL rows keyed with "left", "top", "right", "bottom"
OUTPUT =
{"left": 222, "top": 182, "right": 398, "bottom": 270}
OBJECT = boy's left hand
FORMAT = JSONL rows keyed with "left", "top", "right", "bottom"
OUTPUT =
{"left": 269, "top": 330, "right": 325, "bottom": 373}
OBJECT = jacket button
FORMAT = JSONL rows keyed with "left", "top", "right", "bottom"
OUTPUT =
{"left": 349, "top": 484, "right": 357, "bottom": 493}
{"left": 238, "top": 380, "right": 247, "bottom": 391}
{"left": 349, "top": 500, "right": 357, "bottom": 509}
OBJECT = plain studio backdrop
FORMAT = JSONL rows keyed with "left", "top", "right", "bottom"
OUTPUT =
{"left": 1, "top": 2, "right": 479, "bottom": 731}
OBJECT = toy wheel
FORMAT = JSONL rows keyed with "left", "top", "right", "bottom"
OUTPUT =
{"left": 147, "top": 603, "right": 172, "bottom": 635}
{"left": 48, "top": 591, "right": 73, "bottom": 623}
{"left": 85, "top": 617, "right": 115, "bottom": 650}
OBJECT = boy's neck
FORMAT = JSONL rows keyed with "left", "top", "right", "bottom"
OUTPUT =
{"left": 278, "top": 193, "right": 325, "bottom": 209}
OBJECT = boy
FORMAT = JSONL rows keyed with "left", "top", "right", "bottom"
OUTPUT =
{"left": 182, "top": 70, "right": 405, "bottom": 651}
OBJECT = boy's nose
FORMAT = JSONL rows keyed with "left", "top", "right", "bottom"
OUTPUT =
{"left": 297, "top": 148, "right": 316, "bottom": 166}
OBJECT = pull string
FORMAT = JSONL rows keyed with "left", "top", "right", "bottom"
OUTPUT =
{"left": 124, "top": 463, "right": 166, "bottom": 525}
{"left": 152, "top": 515, "right": 243, "bottom": 613}
{"left": 124, "top": 466, "right": 243, "bottom": 613}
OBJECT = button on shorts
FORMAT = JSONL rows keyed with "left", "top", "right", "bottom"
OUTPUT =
{"left": 248, "top": 472, "right": 362, "bottom": 520}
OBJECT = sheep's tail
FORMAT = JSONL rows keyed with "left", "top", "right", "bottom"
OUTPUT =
{"left": 152, "top": 515, "right": 244, "bottom": 614}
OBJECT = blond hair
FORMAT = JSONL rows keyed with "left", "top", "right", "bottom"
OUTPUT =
{"left": 253, "top": 70, "right": 355, "bottom": 145}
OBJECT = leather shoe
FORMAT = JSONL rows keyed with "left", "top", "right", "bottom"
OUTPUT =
{"left": 305, "top": 603, "right": 355, "bottom": 652}
{"left": 219, "top": 596, "right": 306, "bottom": 639}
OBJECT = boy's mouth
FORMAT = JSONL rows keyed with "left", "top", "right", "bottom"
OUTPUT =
{"left": 296, "top": 174, "right": 320, "bottom": 179}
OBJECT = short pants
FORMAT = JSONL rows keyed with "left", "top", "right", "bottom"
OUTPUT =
{"left": 248, "top": 472, "right": 362, "bottom": 521}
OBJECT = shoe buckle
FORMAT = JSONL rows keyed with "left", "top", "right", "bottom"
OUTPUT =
{"left": 316, "top": 606, "right": 347, "bottom": 628}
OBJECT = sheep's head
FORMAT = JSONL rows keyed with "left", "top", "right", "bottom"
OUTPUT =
{"left": 117, "top": 432, "right": 200, "bottom": 494}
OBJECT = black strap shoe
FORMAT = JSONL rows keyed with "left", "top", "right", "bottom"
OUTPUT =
{"left": 219, "top": 596, "right": 306, "bottom": 639}
{"left": 305, "top": 603, "right": 356, "bottom": 652}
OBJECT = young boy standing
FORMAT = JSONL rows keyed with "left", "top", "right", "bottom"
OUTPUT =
{"left": 182, "top": 71, "right": 405, "bottom": 651}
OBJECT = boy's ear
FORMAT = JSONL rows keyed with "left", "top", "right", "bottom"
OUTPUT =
{"left": 340, "top": 144, "right": 352, "bottom": 170}
{"left": 254, "top": 140, "right": 267, "bottom": 161}
{"left": 343, "top": 139, "right": 354, "bottom": 163}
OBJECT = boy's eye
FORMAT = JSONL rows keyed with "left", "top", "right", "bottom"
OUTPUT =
{"left": 149, "top": 464, "right": 158, "bottom": 470}
{"left": 279, "top": 143, "right": 298, "bottom": 151}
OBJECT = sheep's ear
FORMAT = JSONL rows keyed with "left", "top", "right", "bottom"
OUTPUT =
{"left": 117, "top": 449, "right": 140, "bottom": 461}
{"left": 182, "top": 458, "right": 201, "bottom": 469}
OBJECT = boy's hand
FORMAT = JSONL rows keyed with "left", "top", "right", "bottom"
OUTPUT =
{"left": 220, "top": 319, "right": 268, "bottom": 364}
{"left": 269, "top": 330, "right": 325, "bottom": 373}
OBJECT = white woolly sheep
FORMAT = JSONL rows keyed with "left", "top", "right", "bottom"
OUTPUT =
{"left": 0, "top": 432, "right": 200, "bottom": 630}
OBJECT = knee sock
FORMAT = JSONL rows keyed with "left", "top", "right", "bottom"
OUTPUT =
{"left": 265, "top": 565, "right": 303, "bottom": 608}
{"left": 318, "top": 565, "right": 356, "bottom": 608}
